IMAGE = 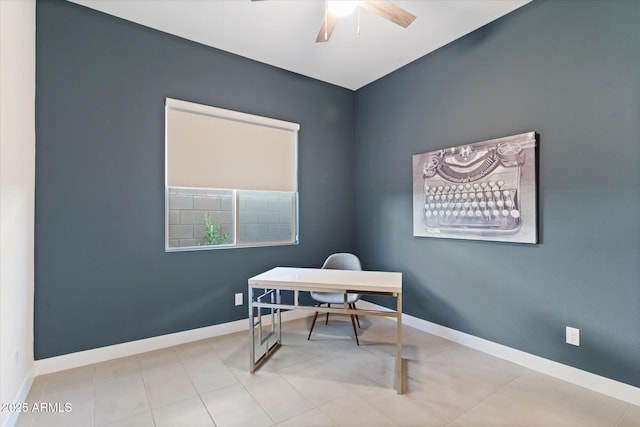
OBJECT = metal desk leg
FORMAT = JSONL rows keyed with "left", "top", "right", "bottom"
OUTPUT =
{"left": 249, "top": 285, "right": 255, "bottom": 373}
{"left": 397, "top": 292, "right": 403, "bottom": 394}
{"left": 248, "top": 286, "right": 282, "bottom": 373}
{"left": 277, "top": 289, "right": 282, "bottom": 343}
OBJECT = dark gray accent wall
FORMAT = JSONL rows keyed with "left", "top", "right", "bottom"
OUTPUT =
{"left": 354, "top": 0, "right": 640, "bottom": 387}
{"left": 35, "top": 0, "right": 355, "bottom": 359}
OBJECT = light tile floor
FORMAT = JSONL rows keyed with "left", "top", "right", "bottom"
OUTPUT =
{"left": 15, "top": 316, "right": 640, "bottom": 427}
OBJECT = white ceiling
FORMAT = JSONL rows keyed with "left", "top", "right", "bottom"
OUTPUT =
{"left": 69, "top": 0, "right": 531, "bottom": 90}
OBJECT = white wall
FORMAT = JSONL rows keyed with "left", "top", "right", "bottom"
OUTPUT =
{"left": 0, "top": 1, "right": 36, "bottom": 427}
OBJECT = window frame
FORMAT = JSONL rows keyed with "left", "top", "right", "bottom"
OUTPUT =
{"left": 165, "top": 98, "right": 299, "bottom": 252}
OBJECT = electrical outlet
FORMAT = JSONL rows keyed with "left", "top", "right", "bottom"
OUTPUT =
{"left": 235, "top": 293, "right": 243, "bottom": 306}
{"left": 566, "top": 326, "right": 580, "bottom": 346}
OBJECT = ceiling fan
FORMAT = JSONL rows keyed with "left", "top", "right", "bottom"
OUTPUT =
{"left": 254, "top": 1, "right": 417, "bottom": 43}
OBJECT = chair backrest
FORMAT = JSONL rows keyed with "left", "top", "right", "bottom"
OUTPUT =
{"left": 321, "top": 253, "right": 362, "bottom": 271}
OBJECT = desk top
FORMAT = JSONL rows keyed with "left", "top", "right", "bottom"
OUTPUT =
{"left": 248, "top": 267, "right": 402, "bottom": 294}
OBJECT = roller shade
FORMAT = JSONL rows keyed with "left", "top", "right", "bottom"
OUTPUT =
{"left": 166, "top": 98, "right": 298, "bottom": 191}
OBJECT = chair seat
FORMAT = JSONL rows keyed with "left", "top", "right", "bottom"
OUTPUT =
{"left": 308, "top": 253, "right": 364, "bottom": 345}
{"left": 310, "top": 292, "right": 361, "bottom": 305}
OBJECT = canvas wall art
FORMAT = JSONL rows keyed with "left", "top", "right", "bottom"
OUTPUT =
{"left": 413, "top": 131, "right": 538, "bottom": 244}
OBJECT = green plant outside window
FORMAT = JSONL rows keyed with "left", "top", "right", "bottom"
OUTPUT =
{"left": 204, "top": 213, "right": 229, "bottom": 245}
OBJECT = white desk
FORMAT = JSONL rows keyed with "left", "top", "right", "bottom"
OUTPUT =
{"left": 248, "top": 267, "right": 404, "bottom": 394}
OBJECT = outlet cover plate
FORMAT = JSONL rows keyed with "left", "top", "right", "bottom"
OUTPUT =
{"left": 566, "top": 326, "right": 580, "bottom": 346}
{"left": 235, "top": 293, "right": 243, "bottom": 306}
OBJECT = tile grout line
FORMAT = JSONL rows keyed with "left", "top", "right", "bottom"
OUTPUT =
{"left": 612, "top": 403, "right": 630, "bottom": 427}
{"left": 136, "top": 353, "right": 158, "bottom": 427}
{"left": 204, "top": 336, "right": 248, "bottom": 426}
{"left": 447, "top": 372, "right": 523, "bottom": 425}
{"left": 235, "top": 370, "right": 278, "bottom": 426}
{"left": 175, "top": 342, "right": 219, "bottom": 427}
{"left": 216, "top": 336, "right": 280, "bottom": 426}
{"left": 276, "top": 362, "right": 345, "bottom": 411}
{"left": 94, "top": 358, "right": 149, "bottom": 427}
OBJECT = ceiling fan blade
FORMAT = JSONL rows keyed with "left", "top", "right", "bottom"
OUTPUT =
{"left": 359, "top": 0, "right": 416, "bottom": 28}
{"left": 316, "top": 11, "right": 338, "bottom": 43}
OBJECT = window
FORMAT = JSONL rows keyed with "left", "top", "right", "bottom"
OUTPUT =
{"left": 165, "top": 98, "right": 299, "bottom": 251}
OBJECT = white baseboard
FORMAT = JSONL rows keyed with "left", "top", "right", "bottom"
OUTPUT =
{"left": 358, "top": 300, "right": 640, "bottom": 406}
{"left": 34, "top": 309, "right": 311, "bottom": 376}
{"left": 1, "top": 368, "right": 34, "bottom": 427}
{"left": 32, "top": 303, "right": 640, "bottom": 407}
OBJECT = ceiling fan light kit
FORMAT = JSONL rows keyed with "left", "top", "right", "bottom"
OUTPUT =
{"left": 252, "top": 0, "right": 415, "bottom": 43}
{"left": 320, "top": 0, "right": 416, "bottom": 43}
{"left": 327, "top": 1, "right": 358, "bottom": 17}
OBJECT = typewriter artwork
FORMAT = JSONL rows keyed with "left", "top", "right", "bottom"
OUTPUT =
{"left": 412, "top": 132, "right": 537, "bottom": 243}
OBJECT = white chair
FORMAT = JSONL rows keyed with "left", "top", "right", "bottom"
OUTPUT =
{"left": 307, "top": 253, "right": 362, "bottom": 345}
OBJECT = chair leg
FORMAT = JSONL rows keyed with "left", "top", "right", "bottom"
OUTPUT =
{"left": 350, "top": 313, "right": 360, "bottom": 346}
{"left": 308, "top": 304, "right": 320, "bottom": 340}
{"left": 325, "top": 303, "right": 330, "bottom": 325}
{"left": 350, "top": 303, "right": 361, "bottom": 328}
